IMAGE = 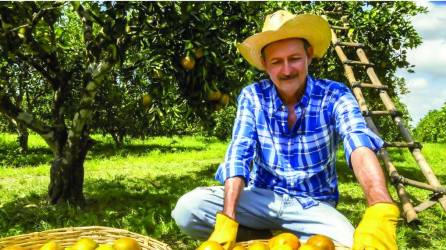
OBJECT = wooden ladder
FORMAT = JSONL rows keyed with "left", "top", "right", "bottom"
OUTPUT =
{"left": 325, "top": 17, "right": 446, "bottom": 223}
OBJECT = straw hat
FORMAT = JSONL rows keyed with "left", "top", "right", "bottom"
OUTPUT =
{"left": 237, "top": 10, "right": 331, "bottom": 71}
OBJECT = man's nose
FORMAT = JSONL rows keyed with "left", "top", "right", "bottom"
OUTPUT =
{"left": 282, "top": 60, "right": 292, "bottom": 76}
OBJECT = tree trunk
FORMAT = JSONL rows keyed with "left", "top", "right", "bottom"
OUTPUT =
{"left": 16, "top": 122, "right": 29, "bottom": 153}
{"left": 48, "top": 134, "right": 94, "bottom": 205}
{"left": 111, "top": 129, "right": 124, "bottom": 147}
{"left": 10, "top": 118, "right": 29, "bottom": 153}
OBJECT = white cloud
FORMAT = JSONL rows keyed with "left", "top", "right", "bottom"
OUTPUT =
{"left": 407, "top": 40, "right": 446, "bottom": 76}
{"left": 411, "top": 2, "right": 446, "bottom": 40}
{"left": 401, "top": 87, "right": 446, "bottom": 124}
{"left": 406, "top": 78, "right": 428, "bottom": 90}
{"left": 396, "top": 1, "right": 446, "bottom": 125}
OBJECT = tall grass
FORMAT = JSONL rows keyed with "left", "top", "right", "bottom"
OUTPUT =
{"left": 0, "top": 133, "right": 445, "bottom": 249}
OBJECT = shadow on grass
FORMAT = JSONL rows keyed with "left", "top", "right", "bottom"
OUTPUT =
{"left": 0, "top": 146, "right": 53, "bottom": 167}
{"left": 89, "top": 142, "right": 206, "bottom": 159}
{"left": 393, "top": 165, "right": 446, "bottom": 185}
{"left": 0, "top": 139, "right": 208, "bottom": 168}
{"left": 0, "top": 164, "right": 218, "bottom": 249}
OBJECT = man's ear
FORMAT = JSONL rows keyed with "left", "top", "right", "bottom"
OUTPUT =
{"left": 261, "top": 58, "right": 267, "bottom": 68}
{"left": 306, "top": 46, "right": 314, "bottom": 64}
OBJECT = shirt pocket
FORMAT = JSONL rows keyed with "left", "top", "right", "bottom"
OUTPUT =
{"left": 293, "top": 126, "right": 332, "bottom": 170}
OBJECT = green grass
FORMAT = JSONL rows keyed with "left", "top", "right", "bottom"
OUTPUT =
{"left": 1, "top": 133, "right": 445, "bottom": 249}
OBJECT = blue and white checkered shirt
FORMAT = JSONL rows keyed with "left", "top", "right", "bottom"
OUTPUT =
{"left": 215, "top": 76, "right": 384, "bottom": 208}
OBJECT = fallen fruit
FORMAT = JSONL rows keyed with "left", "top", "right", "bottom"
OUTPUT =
{"left": 196, "top": 240, "right": 223, "bottom": 250}
{"left": 72, "top": 238, "right": 98, "bottom": 250}
{"left": 268, "top": 233, "right": 300, "bottom": 250}
{"left": 306, "top": 234, "right": 335, "bottom": 250}
{"left": 113, "top": 238, "right": 141, "bottom": 250}
{"left": 247, "top": 242, "right": 269, "bottom": 250}
{"left": 40, "top": 241, "right": 63, "bottom": 250}
{"left": 297, "top": 244, "right": 319, "bottom": 250}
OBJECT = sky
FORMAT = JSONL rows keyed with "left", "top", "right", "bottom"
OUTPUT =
{"left": 396, "top": 1, "right": 446, "bottom": 126}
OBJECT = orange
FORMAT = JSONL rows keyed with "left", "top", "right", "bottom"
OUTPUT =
{"left": 181, "top": 56, "right": 196, "bottom": 70}
{"left": 72, "top": 238, "right": 98, "bottom": 250}
{"left": 142, "top": 94, "right": 152, "bottom": 107}
{"left": 298, "top": 244, "right": 320, "bottom": 250}
{"left": 246, "top": 242, "right": 269, "bottom": 250}
{"left": 40, "top": 241, "right": 63, "bottom": 250}
{"left": 95, "top": 245, "right": 114, "bottom": 250}
{"left": 194, "top": 48, "right": 204, "bottom": 59}
{"left": 207, "top": 90, "right": 222, "bottom": 101}
{"left": 306, "top": 234, "right": 335, "bottom": 250}
{"left": 219, "top": 94, "right": 230, "bottom": 106}
{"left": 113, "top": 237, "right": 141, "bottom": 250}
{"left": 196, "top": 240, "right": 223, "bottom": 250}
{"left": 270, "top": 244, "right": 293, "bottom": 250}
{"left": 268, "top": 233, "right": 300, "bottom": 250}
{"left": 231, "top": 244, "right": 247, "bottom": 250}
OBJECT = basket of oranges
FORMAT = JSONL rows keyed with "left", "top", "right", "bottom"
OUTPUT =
{"left": 0, "top": 226, "right": 171, "bottom": 250}
{"left": 198, "top": 232, "right": 350, "bottom": 250}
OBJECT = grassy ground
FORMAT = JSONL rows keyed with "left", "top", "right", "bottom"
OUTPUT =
{"left": 0, "top": 133, "right": 445, "bottom": 249}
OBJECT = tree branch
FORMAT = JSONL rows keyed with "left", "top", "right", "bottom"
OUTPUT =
{"left": 0, "top": 90, "right": 56, "bottom": 150}
{"left": 15, "top": 52, "right": 54, "bottom": 84}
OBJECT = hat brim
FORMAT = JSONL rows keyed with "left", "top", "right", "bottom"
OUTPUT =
{"left": 237, "top": 14, "right": 331, "bottom": 71}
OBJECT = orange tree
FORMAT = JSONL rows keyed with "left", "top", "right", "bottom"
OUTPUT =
{"left": 0, "top": 60, "right": 50, "bottom": 152}
{"left": 0, "top": 2, "right": 425, "bottom": 204}
{"left": 414, "top": 103, "right": 446, "bottom": 143}
{"left": 0, "top": 1, "right": 150, "bottom": 204}
{"left": 109, "top": 1, "right": 424, "bottom": 141}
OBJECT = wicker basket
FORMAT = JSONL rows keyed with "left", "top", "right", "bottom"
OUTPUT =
{"left": 0, "top": 226, "right": 171, "bottom": 250}
{"left": 238, "top": 239, "right": 351, "bottom": 250}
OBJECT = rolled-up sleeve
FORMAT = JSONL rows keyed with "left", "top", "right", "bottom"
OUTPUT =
{"left": 333, "top": 86, "right": 384, "bottom": 168}
{"left": 215, "top": 88, "right": 258, "bottom": 184}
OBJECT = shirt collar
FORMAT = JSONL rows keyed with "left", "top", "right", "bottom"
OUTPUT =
{"left": 270, "top": 75, "right": 314, "bottom": 112}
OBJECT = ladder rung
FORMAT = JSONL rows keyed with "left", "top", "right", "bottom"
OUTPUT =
{"left": 390, "top": 174, "right": 446, "bottom": 194}
{"left": 362, "top": 110, "right": 390, "bottom": 116}
{"left": 330, "top": 25, "right": 349, "bottom": 30}
{"left": 351, "top": 82, "right": 389, "bottom": 90}
{"left": 335, "top": 41, "right": 365, "bottom": 48}
{"left": 384, "top": 141, "right": 422, "bottom": 149}
{"left": 414, "top": 200, "right": 438, "bottom": 213}
{"left": 342, "top": 59, "right": 375, "bottom": 67}
{"left": 362, "top": 109, "right": 402, "bottom": 117}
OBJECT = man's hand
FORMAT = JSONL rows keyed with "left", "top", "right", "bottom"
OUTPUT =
{"left": 198, "top": 212, "right": 238, "bottom": 250}
{"left": 353, "top": 203, "right": 400, "bottom": 250}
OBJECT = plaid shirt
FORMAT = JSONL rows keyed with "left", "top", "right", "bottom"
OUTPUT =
{"left": 215, "top": 76, "right": 384, "bottom": 208}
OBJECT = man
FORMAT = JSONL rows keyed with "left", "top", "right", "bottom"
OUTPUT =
{"left": 172, "top": 10, "right": 399, "bottom": 250}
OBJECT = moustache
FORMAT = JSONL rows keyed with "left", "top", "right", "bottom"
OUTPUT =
{"left": 278, "top": 74, "right": 299, "bottom": 81}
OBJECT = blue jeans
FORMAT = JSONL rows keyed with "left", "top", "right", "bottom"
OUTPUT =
{"left": 172, "top": 186, "right": 354, "bottom": 247}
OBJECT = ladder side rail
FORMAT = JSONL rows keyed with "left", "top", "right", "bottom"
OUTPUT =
{"left": 380, "top": 149, "right": 419, "bottom": 222}
{"left": 366, "top": 116, "right": 418, "bottom": 223}
{"left": 330, "top": 29, "right": 419, "bottom": 222}
{"left": 355, "top": 47, "right": 446, "bottom": 212}
{"left": 330, "top": 30, "right": 369, "bottom": 113}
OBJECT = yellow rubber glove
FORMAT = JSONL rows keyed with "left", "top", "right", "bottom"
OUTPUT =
{"left": 199, "top": 212, "right": 238, "bottom": 250}
{"left": 353, "top": 203, "right": 400, "bottom": 250}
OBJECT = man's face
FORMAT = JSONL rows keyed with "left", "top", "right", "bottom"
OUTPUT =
{"left": 262, "top": 38, "right": 313, "bottom": 100}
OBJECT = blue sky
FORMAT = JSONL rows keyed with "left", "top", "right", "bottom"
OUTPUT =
{"left": 396, "top": 1, "right": 446, "bottom": 126}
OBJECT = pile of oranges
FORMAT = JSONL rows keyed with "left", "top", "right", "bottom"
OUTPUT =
{"left": 197, "top": 233, "right": 335, "bottom": 250}
{"left": 2, "top": 237, "right": 141, "bottom": 250}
